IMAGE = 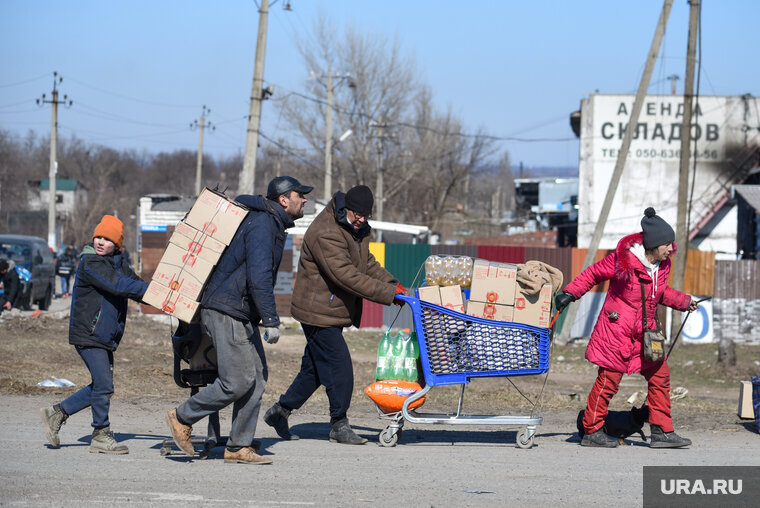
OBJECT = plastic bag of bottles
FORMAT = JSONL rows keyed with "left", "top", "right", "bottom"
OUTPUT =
{"left": 375, "top": 329, "right": 420, "bottom": 382}
{"left": 424, "top": 255, "right": 473, "bottom": 288}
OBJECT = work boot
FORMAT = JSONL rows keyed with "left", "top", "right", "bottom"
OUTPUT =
{"left": 580, "top": 428, "right": 619, "bottom": 448}
{"left": 329, "top": 418, "right": 367, "bottom": 445}
{"left": 165, "top": 408, "right": 195, "bottom": 456}
{"left": 264, "top": 402, "right": 299, "bottom": 440}
{"left": 40, "top": 405, "right": 67, "bottom": 448}
{"left": 223, "top": 446, "right": 273, "bottom": 465}
{"left": 89, "top": 427, "right": 129, "bottom": 454}
{"left": 649, "top": 424, "right": 692, "bottom": 448}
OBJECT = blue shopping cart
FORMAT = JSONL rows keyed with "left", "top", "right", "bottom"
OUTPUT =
{"left": 376, "top": 290, "right": 553, "bottom": 449}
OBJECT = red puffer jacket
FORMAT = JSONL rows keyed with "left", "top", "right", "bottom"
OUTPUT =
{"left": 564, "top": 232, "right": 691, "bottom": 374}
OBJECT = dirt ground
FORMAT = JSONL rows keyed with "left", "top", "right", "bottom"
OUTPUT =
{"left": 1, "top": 299, "right": 756, "bottom": 433}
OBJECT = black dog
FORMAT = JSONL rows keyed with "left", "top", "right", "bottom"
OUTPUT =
{"left": 576, "top": 405, "right": 650, "bottom": 443}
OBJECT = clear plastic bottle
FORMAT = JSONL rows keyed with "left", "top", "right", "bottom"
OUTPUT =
{"left": 424, "top": 255, "right": 443, "bottom": 286}
{"left": 375, "top": 331, "right": 392, "bottom": 381}
{"left": 391, "top": 330, "right": 407, "bottom": 380}
{"left": 405, "top": 332, "right": 420, "bottom": 381}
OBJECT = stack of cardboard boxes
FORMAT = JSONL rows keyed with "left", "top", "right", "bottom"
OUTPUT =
{"left": 142, "top": 188, "right": 248, "bottom": 323}
{"left": 467, "top": 259, "right": 517, "bottom": 322}
{"left": 418, "top": 258, "right": 553, "bottom": 328}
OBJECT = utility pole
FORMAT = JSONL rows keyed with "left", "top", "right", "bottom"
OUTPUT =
{"left": 324, "top": 70, "right": 333, "bottom": 200}
{"left": 667, "top": 74, "right": 680, "bottom": 95}
{"left": 372, "top": 119, "right": 388, "bottom": 240}
{"left": 192, "top": 105, "right": 214, "bottom": 196}
{"left": 557, "top": 0, "right": 673, "bottom": 344}
{"left": 239, "top": 0, "right": 270, "bottom": 195}
{"left": 670, "top": 0, "right": 700, "bottom": 343}
{"left": 37, "top": 72, "right": 72, "bottom": 251}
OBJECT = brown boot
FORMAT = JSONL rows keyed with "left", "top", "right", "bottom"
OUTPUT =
{"left": 223, "top": 446, "right": 273, "bottom": 465}
{"left": 165, "top": 408, "right": 194, "bottom": 456}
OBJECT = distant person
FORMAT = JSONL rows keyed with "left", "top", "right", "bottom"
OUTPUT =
{"left": 265, "top": 185, "right": 405, "bottom": 445}
{"left": 555, "top": 207, "right": 698, "bottom": 448}
{"left": 0, "top": 259, "right": 21, "bottom": 314}
{"left": 56, "top": 245, "right": 77, "bottom": 297}
{"left": 165, "top": 176, "right": 312, "bottom": 464}
{"left": 40, "top": 215, "right": 149, "bottom": 454}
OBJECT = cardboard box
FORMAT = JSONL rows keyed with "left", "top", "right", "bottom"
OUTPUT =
{"left": 418, "top": 286, "right": 442, "bottom": 305}
{"left": 170, "top": 221, "right": 226, "bottom": 265}
{"left": 738, "top": 381, "right": 755, "bottom": 419}
{"left": 466, "top": 301, "right": 514, "bottom": 322}
{"left": 143, "top": 280, "right": 200, "bottom": 323}
{"left": 184, "top": 188, "right": 249, "bottom": 245}
{"left": 469, "top": 260, "right": 517, "bottom": 306}
{"left": 512, "top": 283, "right": 553, "bottom": 328}
{"left": 152, "top": 243, "right": 215, "bottom": 301}
{"left": 439, "top": 285, "right": 464, "bottom": 313}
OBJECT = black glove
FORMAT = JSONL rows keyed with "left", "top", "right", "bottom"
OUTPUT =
{"left": 554, "top": 292, "right": 576, "bottom": 313}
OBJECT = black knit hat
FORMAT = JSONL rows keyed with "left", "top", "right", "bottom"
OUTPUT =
{"left": 641, "top": 207, "right": 675, "bottom": 249}
{"left": 345, "top": 185, "right": 374, "bottom": 215}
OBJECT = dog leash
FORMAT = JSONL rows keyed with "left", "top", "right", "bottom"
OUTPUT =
{"left": 666, "top": 296, "right": 712, "bottom": 357}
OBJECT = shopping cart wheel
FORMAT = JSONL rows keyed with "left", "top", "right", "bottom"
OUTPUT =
{"left": 516, "top": 427, "right": 534, "bottom": 449}
{"left": 379, "top": 427, "right": 400, "bottom": 447}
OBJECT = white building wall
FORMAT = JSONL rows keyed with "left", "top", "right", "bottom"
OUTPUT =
{"left": 578, "top": 94, "right": 760, "bottom": 251}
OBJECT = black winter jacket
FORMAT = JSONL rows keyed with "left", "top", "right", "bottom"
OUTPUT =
{"left": 201, "top": 195, "right": 294, "bottom": 326}
{"left": 68, "top": 244, "right": 149, "bottom": 351}
{"left": 1, "top": 262, "right": 21, "bottom": 308}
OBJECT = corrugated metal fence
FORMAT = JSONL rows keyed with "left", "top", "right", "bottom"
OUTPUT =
{"left": 713, "top": 260, "right": 760, "bottom": 344}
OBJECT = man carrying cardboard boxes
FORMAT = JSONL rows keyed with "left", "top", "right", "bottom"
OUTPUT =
{"left": 165, "top": 176, "right": 312, "bottom": 465}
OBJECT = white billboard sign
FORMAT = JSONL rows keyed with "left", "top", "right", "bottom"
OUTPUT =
{"left": 577, "top": 94, "right": 760, "bottom": 250}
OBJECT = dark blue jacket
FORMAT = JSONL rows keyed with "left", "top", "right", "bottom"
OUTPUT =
{"left": 201, "top": 195, "right": 294, "bottom": 326}
{"left": 69, "top": 244, "right": 149, "bottom": 351}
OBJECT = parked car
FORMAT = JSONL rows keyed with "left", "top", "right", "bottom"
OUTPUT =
{"left": 0, "top": 234, "right": 56, "bottom": 310}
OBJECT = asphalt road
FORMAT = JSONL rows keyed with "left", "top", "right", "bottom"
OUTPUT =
{"left": 2, "top": 394, "right": 757, "bottom": 507}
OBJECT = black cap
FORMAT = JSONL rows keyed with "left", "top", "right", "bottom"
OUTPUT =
{"left": 641, "top": 207, "right": 675, "bottom": 249}
{"left": 345, "top": 185, "right": 374, "bottom": 215}
{"left": 266, "top": 176, "right": 313, "bottom": 200}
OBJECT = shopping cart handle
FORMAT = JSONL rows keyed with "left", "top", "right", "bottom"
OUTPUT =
{"left": 394, "top": 293, "right": 415, "bottom": 305}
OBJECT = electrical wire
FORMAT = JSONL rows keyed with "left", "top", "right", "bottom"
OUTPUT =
{"left": 0, "top": 73, "right": 52, "bottom": 89}
{"left": 277, "top": 86, "right": 575, "bottom": 143}
{"left": 65, "top": 75, "right": 199, "bottom": 109}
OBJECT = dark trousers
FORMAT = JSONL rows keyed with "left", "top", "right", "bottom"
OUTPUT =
{"left": 60, "top": 346, "right": 114, "bottom": 429}
{"left": 583, "top": 361, "right": 673, "bottom": 434}
{"left": 279, "top": 325, "right": 354, "bottom": 424}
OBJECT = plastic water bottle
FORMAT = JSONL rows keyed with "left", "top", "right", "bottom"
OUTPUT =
{"left": 375, "top": 331, "right": 392, "bottom": 381}
{"left": 399, "top": 334, "right": 414, "bottom": 381}
{"left": 391, "top": 331, "right": 406, "bottom": 380}
{"left": 407, "top": 332, "right": 420, "bottom": 381}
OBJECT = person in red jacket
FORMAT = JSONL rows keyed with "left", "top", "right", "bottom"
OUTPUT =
{"left": 555, "top": 207, "right": 698, "bottom": 448}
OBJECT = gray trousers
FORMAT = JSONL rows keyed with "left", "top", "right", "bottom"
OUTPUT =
{"left": 176, "top": 308, "right": 268, "bottom": 448}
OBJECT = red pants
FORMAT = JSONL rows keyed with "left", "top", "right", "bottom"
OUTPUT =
{"left": 583, "top": 361, "right": 673, "bottom": 434}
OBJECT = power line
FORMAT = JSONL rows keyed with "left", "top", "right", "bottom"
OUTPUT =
{"left": 65, "top": 76, "right": 199, "bottom": 108}
{"left": 275, "top": 86, "right": 576, "bottom": 143}
{"left": 0, "top": 72, "right": 52, "bottom": 89}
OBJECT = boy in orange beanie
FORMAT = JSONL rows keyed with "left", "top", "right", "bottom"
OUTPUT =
{"left": 40, "top": 215, "right": 148, "bottom": 454}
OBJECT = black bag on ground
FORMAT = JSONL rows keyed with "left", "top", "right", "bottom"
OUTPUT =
{"left": 576, "top": 405, "right": 650, "bottom": 441}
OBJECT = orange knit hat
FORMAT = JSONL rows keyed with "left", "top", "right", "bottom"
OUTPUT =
{"left": 93, "top": 215, "right": 123, "bottom": 249}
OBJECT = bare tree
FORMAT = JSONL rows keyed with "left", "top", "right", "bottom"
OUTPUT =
{"left": 278, "top": 15, "right": 499, "bottom": 236}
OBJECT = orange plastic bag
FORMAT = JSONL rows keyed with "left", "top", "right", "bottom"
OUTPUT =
{"left": 364, "top": 379, "right": 426, "bottom": 414}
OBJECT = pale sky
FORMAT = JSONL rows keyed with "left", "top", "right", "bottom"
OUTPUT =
{"left": 2, "top": 0, "right": 758, "bottom": 171}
